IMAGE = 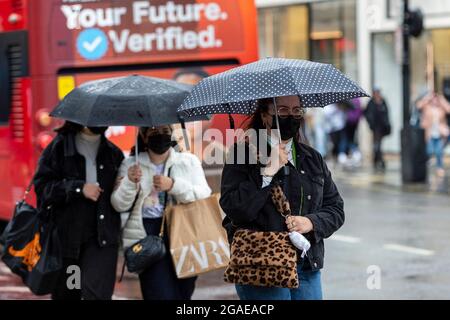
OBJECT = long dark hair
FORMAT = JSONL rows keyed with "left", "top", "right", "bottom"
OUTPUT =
{"left": 129, "top": 132, "right": 147, "bottom": 157}
{"left": 242, "top": 98, "right": 309, "bottom": 145}
{"left": 54, "top": 121, "right": 84, "bottom": 134}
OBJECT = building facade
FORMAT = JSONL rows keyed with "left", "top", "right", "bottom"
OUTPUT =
{"left": 358, "top": 0, "right": 450, "bottom": 152}
{"left": 256, "top": 0, "right": 450, "bottom": 153}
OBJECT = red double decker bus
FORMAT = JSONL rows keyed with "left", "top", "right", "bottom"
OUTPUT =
{"left": 0, "top": 0, "right": 258, "bottom": 222}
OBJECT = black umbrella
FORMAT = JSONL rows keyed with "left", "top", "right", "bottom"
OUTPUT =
{"left": 178, "top": 58, "right": 369, "bottom": 138}
{"left": 51, "top": 75, "right": 208, "bottom": 155}
{"left": 51, "top": 75, "right": 206, "bottom": 127}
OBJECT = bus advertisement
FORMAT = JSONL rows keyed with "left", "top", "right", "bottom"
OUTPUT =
{"left": 0, "top": 0, "right": 258, "bottom": 221}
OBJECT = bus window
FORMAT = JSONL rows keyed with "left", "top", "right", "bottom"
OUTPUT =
{"left": 0, "top": 31, "right": 29, "bottom": 124}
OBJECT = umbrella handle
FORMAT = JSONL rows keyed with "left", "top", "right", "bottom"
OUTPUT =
{"left": 228, "top": 113, "right": 235, "bottom": 130}
{"left": 178, "top": 115, "right": 191, "bottom": 152}
{"left": 135, "top": 127, "right": 139, "bottom": 166}
{"left": 273, "top": 97, "right": 282, "bottom": 145}
{"left": 273, "top": 97, "right": 289, "bottom": 177}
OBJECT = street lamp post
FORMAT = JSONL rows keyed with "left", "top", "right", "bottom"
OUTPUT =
{"left": 400, "top": 0, "right": 427, "bottom": 184}
{"left": 402, "top": 0, "right": 410, "bottom": 127}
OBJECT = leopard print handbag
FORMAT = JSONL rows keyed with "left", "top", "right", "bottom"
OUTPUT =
{"left": 224, "top": 184, "right": 299, "bottom": 289}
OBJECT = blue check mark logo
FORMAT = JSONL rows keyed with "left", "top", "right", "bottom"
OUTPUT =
{"left": 77, "top": 28, "right": 108, "bottom": 61}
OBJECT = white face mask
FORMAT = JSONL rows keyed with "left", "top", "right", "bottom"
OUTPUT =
{"left": 289, "top": 231, "right": 311, "bottom": 258}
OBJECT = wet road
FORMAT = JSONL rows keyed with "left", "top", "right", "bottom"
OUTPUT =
{"left": 1, "top": 163, "right": 450, "bottom": 300}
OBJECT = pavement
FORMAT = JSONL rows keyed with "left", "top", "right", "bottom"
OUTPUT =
{"left": 331, "top": 154, "right": 450, "bottom": 195}
{"left": 1, "top": 157, "right": 450, "bottom": 300}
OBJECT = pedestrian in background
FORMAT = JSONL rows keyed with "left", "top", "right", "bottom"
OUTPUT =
{"left": 307, "top": 108, "right": 328, "bottom": 158}
{"left": 111, "top": 125, "right": 211, "bottom": 300}
{"left": 344, "top": 99, "right": 363, "bottom": 167}
{"left": 33, "top": 121, "right": 124, "bottom": 300}
{"left": 323, "top": 103, "right": 348, "bottom": 166}
{"left": 364, "top": 89, "right": 391, "bottom": 172}
{"left": 417, "top": 91, "right": 450, "bottom": 177}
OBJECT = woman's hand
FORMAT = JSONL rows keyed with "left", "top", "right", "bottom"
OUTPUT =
{"left": 262, "top": 143, "right": 289, "bottom": 176}
{"left": 128, "top": 165, "right": 142, "bottom": 183}
{"left": 286, "top": 216, "right": 314, "bottom": 234}
{"left": 153, "top": 175, "right": 174, "bottom": 192}
{"left": 83, "top": 183, "right": 103, "bottom": 202}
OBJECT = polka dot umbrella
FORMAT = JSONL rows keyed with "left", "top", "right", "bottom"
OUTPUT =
{"left": 178, "top": 58, "right": 370, "bottom": 126}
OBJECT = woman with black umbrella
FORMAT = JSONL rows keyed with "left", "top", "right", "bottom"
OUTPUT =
{"left": 364, "top": 88, "right": 391, "bottom": 172}
{"left": 40, "top": 75, "right": 208, "bottom": 300}
{"left": 33, "top": 121, "right": 124, "bottom": 300}
{"left": 220, "top": 95, "right": 345, "bottom": 300}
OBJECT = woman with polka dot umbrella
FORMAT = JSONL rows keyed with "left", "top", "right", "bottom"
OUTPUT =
{"left": 179, "top": 58, "right": 369, "bottom": 300}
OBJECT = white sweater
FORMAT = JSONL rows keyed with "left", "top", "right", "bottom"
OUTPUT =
{"left": 111, "top": 148, "right": 212, "bottom": 249}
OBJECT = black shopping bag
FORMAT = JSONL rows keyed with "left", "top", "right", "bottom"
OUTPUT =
{"left": 1, "top": 187, "right": 62, "bottom": 295}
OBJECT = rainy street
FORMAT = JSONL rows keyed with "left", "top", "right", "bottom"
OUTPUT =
{"left": 1, "top": 158, "right": 450, "bottom": 300}
{"left": 1, "top": 0, "right": 450, "bottom": 307}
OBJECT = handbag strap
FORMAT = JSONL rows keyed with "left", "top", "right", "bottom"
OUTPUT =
{"left": 127, "top": 184, "right": 142, "bottom": 213}
{"left": 269, "top": 183, "right": 292, "bottom": 220}
{"left": 124, "top": 165, "right": 173, "bottom": 235}
{"left": 230, "top": 183, "right": 291, "bottom": 230}
{"left": 119, "top": 261, "right": 126, "bottom": 283}
{"left": 21, "top": 175, "right": 36, "bottom": 202}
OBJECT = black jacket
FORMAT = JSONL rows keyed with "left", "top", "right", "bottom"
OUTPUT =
{"left": 33, "top": 132, "right": 124, "bottom": 259}
{"left": 220, "top": 141, "right": 345, "bottom": 272}
{"left": 364, "top": 99, "right": 391, "bottom": 135}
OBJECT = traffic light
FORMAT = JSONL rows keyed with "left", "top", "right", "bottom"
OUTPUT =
{"left": 406, "top": 9, "right": 424, "bottom": 38}
{"left": 401, "top": 3, "right": 427, "bottom": 183}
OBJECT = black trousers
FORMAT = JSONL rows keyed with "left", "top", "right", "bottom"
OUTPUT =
{"left": 373, "top": 130, "right": 385, "bottom": 168}
{"left": 345, "top": 123, "right": 359, "bottom": 153}
{"left": 51, "top": 237, "right": 118, "bottom": 300}
{"left": 139, "top": 218, "right": 197, "bottom": 300}
{"left": 329, "top": 129, "right": 346, "bottom": 157}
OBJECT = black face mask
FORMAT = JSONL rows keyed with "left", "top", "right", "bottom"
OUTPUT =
{"left": 272, "top": 116, "right": 301, "bottom": 141}
{"left": 147, "top": 134, "right": 174, "bottom": 155}
{"left": 87, "top": 127, "right": 108, "bottom": 135}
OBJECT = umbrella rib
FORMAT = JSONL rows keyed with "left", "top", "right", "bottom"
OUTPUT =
{"left": 97, "top": 76, "right": 132, "bottom": 96}
{"left": 221, "top": 66, "right": 259, "bottom": 113}
{"left": 221, "top": 72, "right": 239, "bottom": 115}
{"left": 145, "top": 92, "right": 187, "bottom": 127}
{"left": 85, "top": 93, "right": 102, "bottom": 126}
{"left": 144, "top": 94, "right": 155, "bottom": 127}
{"left": 315, "top": 93, "right": 323, "bottom": 107}
{"left": 220, "top": 67, "right": 270, "bottom": 114}
{"left": 274, "top": 59, "right": 300, "bottom": 100}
